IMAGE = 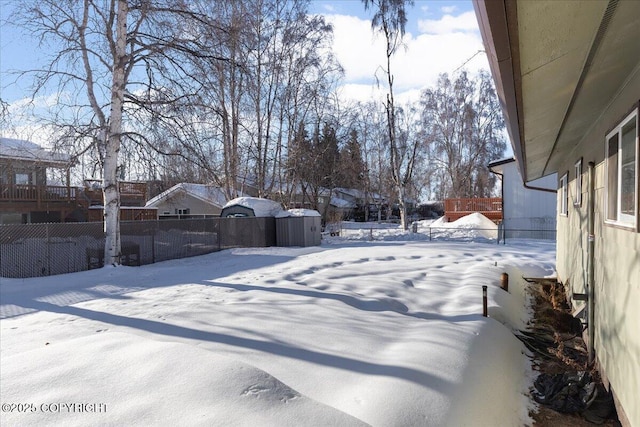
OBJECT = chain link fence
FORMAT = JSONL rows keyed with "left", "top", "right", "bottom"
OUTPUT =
{"left": 328, "top": 220, "right": 556, "bottom": 244}
{"left": 1, "top": 217, "right": 276, "bottom": 278}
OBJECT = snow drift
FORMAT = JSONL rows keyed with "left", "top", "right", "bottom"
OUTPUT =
{"left": 1, "top": 229, "right": 556, "bottom": 426}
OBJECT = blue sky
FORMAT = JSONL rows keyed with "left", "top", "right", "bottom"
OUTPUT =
{"left": 309, "top": 0, "right": 476, "bottom": 34}
{"left": 1, "top": 0, "right": 488, "bottom": 141}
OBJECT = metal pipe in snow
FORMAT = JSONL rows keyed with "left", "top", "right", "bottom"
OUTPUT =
{"left": 587, "top": 161, "right": 595, "bottom": 364}
{"left": 482, "top": 285, "right": 488, "bottom": 317}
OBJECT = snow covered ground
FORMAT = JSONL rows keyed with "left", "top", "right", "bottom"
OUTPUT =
{"left": 0, "top": 217, "right": 556, "bottom": 426}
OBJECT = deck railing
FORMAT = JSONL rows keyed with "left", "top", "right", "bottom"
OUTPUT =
{"left": 83, "top": 180, "right": 147, "bottom": 205}
{"left": 0, "top": 184, "right": 77, "bottom": 203}
{"left": 444, "top": 197, "right": 503, "bottom": 222}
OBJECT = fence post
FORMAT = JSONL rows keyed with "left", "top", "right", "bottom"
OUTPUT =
{"left": 46, "top": 223, "right": 51, "bottom": 276}
{"left": 151, "top": 221, "right": 156, "bottom": 264}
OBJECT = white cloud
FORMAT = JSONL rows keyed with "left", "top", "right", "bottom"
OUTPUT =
{"left": 418, "top": 11, "right": 479, "bottom": 35}
{"left": 323, "top": 14, "right": 387, "bottom": 83}
{"left": 441, "top": 5, "right": 458, "bottom": 14}
{"left": 7, "top": 93, "right": 61, "bottom": 111}
{"left": 3, "top": 93, "right": 71, "bottom": 146}
{"left": 323, "top": 12, "right": 489, "bottom": 104}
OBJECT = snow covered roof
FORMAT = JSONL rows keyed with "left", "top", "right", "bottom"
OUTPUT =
{"left": 275, "top": 209, "right": 321, "bottom": 218}
{"left": 330, "top": 197, "right": 355, "bottom": 209}
{"left": 223, "top": 197, "right": 284, "bottom": 217}
{"left": 332, "top": 187, "right": 384, "bottom": 201}
{"left": 146, "top": 183, "right": 234, "bottom": 208}
{"left": 0, "top": 137, "right": 70, "bottom": 166}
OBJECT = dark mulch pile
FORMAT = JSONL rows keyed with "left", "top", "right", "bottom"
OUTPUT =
{"left": 517, "top": 278, "right": 620, "bottom": 426}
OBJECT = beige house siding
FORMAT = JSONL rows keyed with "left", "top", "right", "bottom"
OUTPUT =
{"left": 155, "top": 193, "right": 222, "bottom": 217}
{"left": 555, "top": 69, "right": 640, "bottom": 426}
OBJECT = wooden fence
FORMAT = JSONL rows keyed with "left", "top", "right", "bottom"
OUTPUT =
{"left": 444, "top": 197, "right": 503, "bottom": 222}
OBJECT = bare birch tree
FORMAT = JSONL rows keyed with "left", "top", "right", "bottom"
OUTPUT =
{"left": 420, "top": 71, "right": 506, "bottom": 199}
{"left": 12, "top": 0, "right": 231, "bottom": 265}
{"left": 362, "top": 0, "right": 415, "bottom": 229}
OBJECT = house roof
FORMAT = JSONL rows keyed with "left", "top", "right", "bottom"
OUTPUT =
{"left": 146, "top": 183, "right": 232, "bottom": 208}
{"left": 330, "top": 197, "right": 355, "bottom": 209}
{"left": 488, "top": 157, "right": 516, "bottom": 174}
{"left": 473, "top": 0, "right": 640, "bottom": 181}
{"left": 332, "top": 187, "right": 385, "bottom": 203}
{"left": 0, "top": 137, "right": 71, "bottom": 167}
{"left": 488, "top": 157, "right": 515, "bottom": 168}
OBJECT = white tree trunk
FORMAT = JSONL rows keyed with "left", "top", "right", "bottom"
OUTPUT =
{"left": 103, "top": 0, "right": 127, "bottom": 265}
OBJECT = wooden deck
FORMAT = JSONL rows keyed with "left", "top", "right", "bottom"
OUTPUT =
{"left": 87, "top": 206, "right": 157, "bottom": 222}
{"left": 444, "top": 197, "right": 503, "bottom": 223}
{"left": 83, "top": 180, "right": 148, "bottom": 206}
{"left": 1, "top": 182, "right": 152, "bottom": 222}
{"left": 0, "top": 184, "right": 78, "bottom": 204}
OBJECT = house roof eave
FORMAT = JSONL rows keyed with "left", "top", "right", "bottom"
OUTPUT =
{"left": 474, "top": 0, "right": 640, "bottom": 182}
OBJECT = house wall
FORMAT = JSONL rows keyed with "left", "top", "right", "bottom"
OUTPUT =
{"left": 0, "top": 159, "right": 47, "bottom": 186}
{"left": 155, "top": 193, "right": 222, "bottom": 217}
{"left": 555, "top": 69, "right": 640, "bottom": 426}
{"left": 502, "top": 162, "right": 556, "bottom": 238}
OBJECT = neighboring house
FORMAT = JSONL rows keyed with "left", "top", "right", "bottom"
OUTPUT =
{"left": 474, "top": 1, "right": 639, "bottom": 425}
{"left": 489, "top": 157, "right": 557, "bottom": 239}
{"left": 328, "top": 187, "right": 389, "bottom": 221}
{"left": 145, "top": 183, "right": 236, "bottom": 219}
{"left": 0, "top": 138, "right": 78, "bottom": 224}
{"left": 332, "top": 187, "right": 386, "bottom": 208}
{"left": 325, "top": 193, "right": 356, "bottom": 222}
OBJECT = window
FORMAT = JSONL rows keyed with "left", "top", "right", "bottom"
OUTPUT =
{"left": 560, "top": 172, "right": 568, "bottom": 216}
{"left": 605, "top": 109, "right": 638, "bottom": 228}
{"left": 15, "top": 173, "right": 30, "bottom": 185}
{"left": 175, "top": 208, "right": 190, "bottom": 215}
{"left": 574, "top": 159, "right": 582, "bottom": 207}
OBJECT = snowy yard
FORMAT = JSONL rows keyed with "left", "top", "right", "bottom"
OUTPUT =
{"left": 1, "top": 221, "right": 556, "bottom": 426}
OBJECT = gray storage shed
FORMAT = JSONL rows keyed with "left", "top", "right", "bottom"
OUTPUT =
{"left": 276, "top": 209, "right": 321, "bottom": 247}
{"left": 219, "top": 197, "right": 283, "bottom": 248}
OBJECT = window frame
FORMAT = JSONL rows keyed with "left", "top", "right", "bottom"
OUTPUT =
{"left": 559, "top": 172, "right": 569, "bottom": 217}
{"left": 574, "top": 158, "right": 582, "bottom": 207}
{"left": 604, "top": 107, "right": 638, "bottom": 230}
